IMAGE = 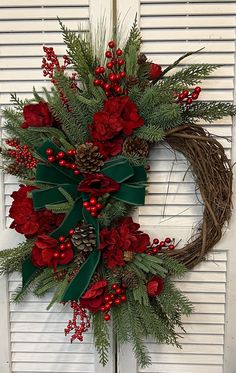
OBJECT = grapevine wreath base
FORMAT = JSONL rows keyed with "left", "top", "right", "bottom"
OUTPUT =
{"left": 0, "top": 19, "right": 235, "bottom": 367}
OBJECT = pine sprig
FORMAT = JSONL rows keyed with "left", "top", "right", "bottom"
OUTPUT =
{"left": 135, "top": 124, "right": 165, "bottom": 143}
{"left": 98, "top": 199, "right": 135, "bottom": 227}
{"left": 124, "top": 16, "right": 142, "bottom": 55}
{"left": 92, "top": 312, "right": 110, "bottom": 366}
{"left": 0, "top": 240, "right": 34, "bottom": 275}
{"left": 160, "top": 254, "right": 187, "bottom": 278}
{"left": 183, "top": 101, "right": 236, "bottom": 123}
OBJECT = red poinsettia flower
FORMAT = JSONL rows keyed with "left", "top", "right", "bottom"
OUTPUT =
{"left": 80, "top": 280, "right": 108, "bottom": 313}
{"left": 90, "top": 96, "right": 144, "bottom": 141}
{"left": 99, "top": 217, "right": 150, "bottom": 269}
{"left": 78, "top": 173, "right": 120, "bottom": 196}
{"left": 32, "top": 234, "right": 74, "bottom": 270}
{"left": 21, "top": 101, "right": 53, "bottom": 128}
{"left": 92, "top": 136, "right": 123, "bottom": 160}
{"left": 9, "top": 185, "right": 64, "bottom": 238}
{"left": 147, "top": 276, "right": 164, "bottom": 297}
{"left": 149, "top": 63, "right": 162, "bottom": 80}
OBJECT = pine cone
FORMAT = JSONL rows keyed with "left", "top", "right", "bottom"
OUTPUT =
{"left": 123, "top": 250, "right": 134, "bottom": 262}
{"left": 126, "top": 75, "right": 140, "bottom": 89}
{"left": 71, "top": 223, "right": 96, "bottom": 252}
{"left": 74, "top": 251, "right": 87, "bottom": 266}
{"left": 138, "top": 53, "right": 147, "bottom": 65}
{"left": 122, "top": 270, "right": 140, "bottom": 289}
{"left": 75, "top": 143, "right": 104, "bottom": 173}
{"left": 123, "top": 136, "right": 150, "bottom": 158}
{"left": 5, "top": 163, "right": 26, "bottom": 177}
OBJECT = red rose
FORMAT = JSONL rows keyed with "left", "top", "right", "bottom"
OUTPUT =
{"left": 21, "top": 101, "right": 53, "bottom": 128}
{"left": 80, "top": 280, "right": 108, "bottom": 313}
{"left": 149, "top": 63, "right": 162, "bottom": 80}
{"left": 93, "top": 136, "right": 123, "bottom": 160}
{"left": 147, "top": 276, "right": 164, "bottom": 297}
{"left": 78, "top": 173, "right": 120, "bottom": 196}
{"left": 99, "top": 217, "right": 150, "bottom": 269}
{"left": 90, "top": 96, "right": 144, "bottom": 141}
{"left": 9, "top": 185, "right": 64, "bottom": 238}
{"left": 32, "top": 234, "right": 74, "bottom": 270}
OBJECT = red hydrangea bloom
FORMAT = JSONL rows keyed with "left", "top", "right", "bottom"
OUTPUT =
{"left": 149, "top": 63, "right": 162, "bottom": 80}
{"left": 147, "top": 276, "right": 164, "bottom": 297}
{"left": 9, "top": 185, "right": 64, "bottom": 238}
{"left": 21, "top": 101, "right": 53, "bottom": 129}
{"left": 99, "top": 217, "right": 150, "bottom": 269}
{"left": 92, "top": 136, "right": 123, "bottom": 160}
{"left": 90, "top": 96, "right": 144, "bottom": 141}
{"left": 32, "top": 234, "right": 74, "bottom": 270}
{"left": 78, "top": 173, "right": 120, "bottom": 196}
{"left": 80, "top": 280, "right": 108, "bottom": 313}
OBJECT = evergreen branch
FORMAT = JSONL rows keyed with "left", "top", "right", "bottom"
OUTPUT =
{"left": 98, "top": 199, "right": 136, "bottom": 227}
{"left": 135, "top": 125, "right": 164, "bottom": 143}
{"left": 133, "top": 253, "right": 167, "bottom": 277}
{"left": 160, "top": 254, "right": 187, "bottom": 278}
{"left": 183, "top": 101, "right": 236, "bottom": 123}
{"left": 147, "top": 103, "right": 182, "bottom": 130}
{"left": 47, "top": 274, "right": 69, "bottom": 310}
{"left": 45, "top": 202, "right": 71, "bottom": 214}
{"left": 92, "top": 312, "right": 110, "bottom": 366}
{"left": 33, "top": 86, "right": 44, "bottom": 102}
{"left": 124, "top": 15, "right": 142, "bottom": 55}
{"left": 0, "top": 240, "right": 34, "bottom": 275}
{"left": 133, "top": 282, "right": 149, "bottom": 306}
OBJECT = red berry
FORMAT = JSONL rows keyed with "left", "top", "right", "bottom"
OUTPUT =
{"left": 100, "top": 66, "right": 105, "bottom": 74}
{"left": 46, "top": 148, "right": 53, "bottom": 155}
{"left": 53, "top": 252, "right": 60, "bottom": 258}
{"left": 105, "top": 91, "right": 111, "bottom": 97}
{"left": 186, "top": 98, "right": 193, "bottom": 105}
{"left": 106, "top": 61, "right": 114, "bottom": 69}
{"left": 96, "top": 203, "right": 103, "bottom": 210}
{"left": 104, "top": 314, "right": 110, "bottom": 321}
{"left": 86, "top": 207, "right": 91, "bottom": 212}
{"left": 178, "top": 93, "right": 184, "bottom": 101}
{"left": 91, "top": 212, "right": 97, "bottom": 217}
{"left": 117, "top": 58, "right": 124, "bottom": 66}
{"left": 108, "top": 41, "right": 115, "bottom": 48}
{"left": 120, "top": 71, "right": 126, "bottom": 78}
{"left": 104, "top": 83, "right": 111, "bottom": 90}
{"left": 60, "top": 252, "right": 66, "bottom": 259}
{"left": 109, "top": 73, "right": 116, "bottom": 82}
{"left": 105, "top": 295, "right": 111, "bottom": 302}
{"left": 48, "top": 156, "right": 55, "bottom": 162}
{"left": 114, "top": 298, "right": 121, "bottom": 305}
{"left": 110, "top": 293, "right": 115, "bottom": 299}
{"left": 59, "top": 160, "right": 66, "bottom": 167}
{"left": 83, "top": 201, "right": 90, "bottom": 208}
{"left": 112, "top": 284, "right": 118, "bottom": 290}
{"left": 90, "top": 197, "right": 97, "bottom": 205}
{"left": 90, "top": 206, "right": 97, "bottom": 212}
{"left": 182, "top": 90, "right": 189, "bottom": 98}
{"left": 165, "top": 237, "right": 171, "bottom": 243}
{"left": 101, "top": 306, "right": 106, "bottom": 312}
{"left": 115, "top": 86, "right": 122, "bottom": 94}
{"left": 67, "top": 149, "right": 74, "bottom": 156}
{"left": 95, "top": 67, "right": 101, "bottom": 75}
{"left": 169, "top": 244, "right": 175, "bottom": 250}
{"left": 59, "top": 236, "right": 65, "bottom": 242}
{"left": 160, "top": 241, "right": 165, "bottom": 247}
{"left": 59, "top": 244, "right": 66, "bottom": 250}
{"left": 194, "top": 86, "right": 201, "bottom": 94}
{"left": 121, "top": 295, "right": 127, "bottom": 302}
{"left": 74, "top": 170, "right": 80, "bottom": 175}
{"left": 153, "top": 238, "right": 159, "bottom": 244}
{"left": 105, "top": 51, "right": 112, "bottom": 58}
{"left": 116, "top": 49, "right": 123, "bottom": 56}
{"left": 93, "top": 79, "right": 101, "bottom": 86}
{"left": 69, "top": 229, "right": 75, "bottom": 235}
{"left": 191, "top": 92, "right": 199, "bottom": 100}
{"left": 70, "top": 164, "right": 77, "bottom": 170}
{"left": 66, "top": 242, "right": 72, "bottom": 249}
{"left": 152, "top": 247, "right": 158, "bottom": 254}
{"left": 115, "top": 288, "right": 122, "bottom": 295}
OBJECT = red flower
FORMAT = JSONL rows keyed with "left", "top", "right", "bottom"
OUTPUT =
{"left": 99, "top": 217, "right": 150, "bottom": 269}
{"left": 90, "top": 96, "right": 144, "bottom": 141}
{"left": 78, "top": 173, "right": 120, "bottom": 196}
{"left": 147, "top": 276, "right": 164, "bottom": 297}
{"left": 149, "top": 63, "right": 162, "bottom": 80}
{"left": 9, "top": 185, "right": 64, "bottom": 238}
{"left": 21, "top": 101, "right": 53, "bottom": 128}
{"left": 80, "top": 280, "right": 108, "bottom": 313}
{"left": 93, "top": 136, "right": 123, "bottom": 160}
{"left": 32, "top": 234, "right": 74, "bottom": 270}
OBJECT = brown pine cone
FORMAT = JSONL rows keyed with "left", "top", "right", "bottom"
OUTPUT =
{"left": 71, "top": 223, "right": 96, "bottom": 252}
{"left": 137, "top": 53, "right": 147, "bottom": 65}
{"left": 5, "top": 163, "right": 27, "bottom": 177}
{"left": 126, "top": 75, "right": 140, "bottom": 89}
{"left": 75, "top": 143, "right": 104, "bottom": 173}
{"left": 123, "top": 136, "right": 150, "bottom": 158}
{"left": 122, "top": 270, "right": 140, "bottom": 289}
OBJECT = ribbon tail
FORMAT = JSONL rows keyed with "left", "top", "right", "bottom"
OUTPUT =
{"left": 113, "top": 183, "right": 146, "bottom": 205}
{"left": 22, "top": 258, "right": 39, "bottom": 287}
{"left": 61, "top": 250, "right": 101, "bottom": 302}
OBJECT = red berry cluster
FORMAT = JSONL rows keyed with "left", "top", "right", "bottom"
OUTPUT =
{"left": 178, "top": 86, "right": 202, "bottom": 105}
{"left": 93, "top": 41, "right": 126, "bottom": 97}
{"left": 45, "top": 147, "right": 80, "bottom": 176}
{"left": 64, "top": 301, "right": 90, "bottom": 342}
{"left": 146, "top": 237, "right": 175, "bottom": 255}
{"left": 53, "top": 235, "right": 73, "bottom": 260}
{"left": 42, "top": 47, "right": 70, "bottom": 79}
{"left": 101, "top": 283, "right": 127, "bottom": 321}
{"left": 6, "top": 139, "right": 38, "bottom": 169}
{"left": 82, "top": 197, "right": 103, "bottom": 218}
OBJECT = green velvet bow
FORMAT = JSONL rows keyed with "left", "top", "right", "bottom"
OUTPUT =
{"left": 22, "top": 140, "right": 147, "bottom": 301}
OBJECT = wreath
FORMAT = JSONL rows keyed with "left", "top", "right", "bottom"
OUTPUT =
{"left": 0, "top": 20, "right": 235, "bottom": 368}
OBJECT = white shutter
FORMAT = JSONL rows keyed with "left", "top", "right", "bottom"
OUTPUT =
{"left": 0, "top": 1, "right": 114, "bottom": 372}
{"left": 117, "top": 1, "right": 236, "bottom": 372}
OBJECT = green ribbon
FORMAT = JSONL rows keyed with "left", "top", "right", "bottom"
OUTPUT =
{"left": 22, "top": 140, "right": 147, "bottom": 301}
